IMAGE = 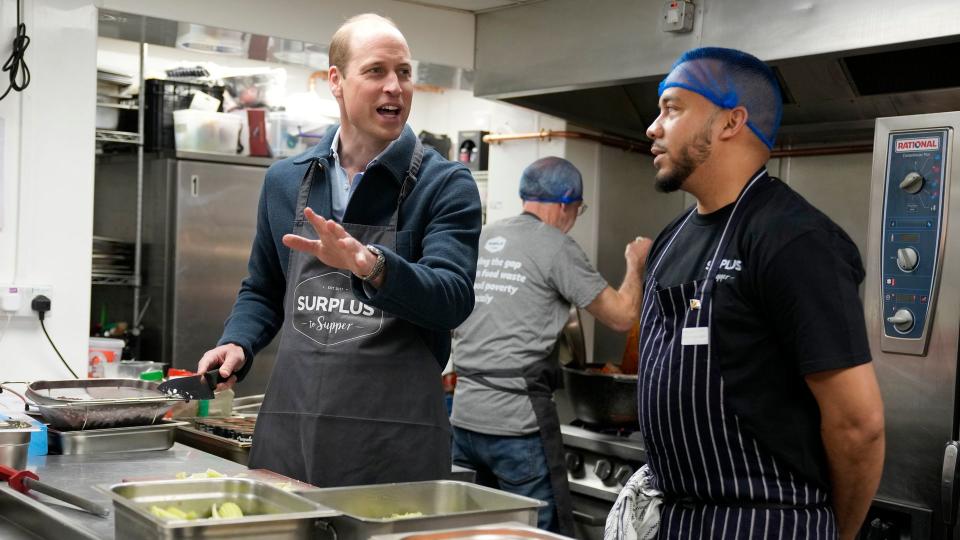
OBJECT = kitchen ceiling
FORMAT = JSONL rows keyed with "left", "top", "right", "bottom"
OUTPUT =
{"left": 390, "top": 0, "right": 539, "bottom": 14}
{"left": 474, "top": 0, "right": 960, "bottom": 147}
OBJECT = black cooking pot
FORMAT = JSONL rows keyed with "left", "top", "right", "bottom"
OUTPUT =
{"left": 562, "top": 363, "right": 639, "bottom": 428}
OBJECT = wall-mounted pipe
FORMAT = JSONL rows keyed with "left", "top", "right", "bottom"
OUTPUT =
{"left": 483, "top": 130, "right": 651, "bottom": 154}
{"left": 771, "top": 144, "right": 873, "bottom": 158}
{"left": 484, "top": 130, "right": 874, "bottom": 158}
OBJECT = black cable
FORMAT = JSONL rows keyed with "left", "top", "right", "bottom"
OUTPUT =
{"left": 0, "top": 0, "right": 30, "bottom": 101}
{"left": 40, "top": 318, "right": 78, "bottom": 379}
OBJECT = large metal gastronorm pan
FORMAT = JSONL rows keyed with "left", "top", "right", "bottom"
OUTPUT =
{"left": 27, "top": 379, "right": 182, "bottom": 430}
{"left": 48, "top": 420, "right": 188, "bottom": 455}
{"left": 103, "top": 478, "right": 340, "bottom": 540}
{"left": 369, "top": 521, "right": 573, "bottom": 539}
{"left": 299, "top": 480, "right": 545, "bottom": 538}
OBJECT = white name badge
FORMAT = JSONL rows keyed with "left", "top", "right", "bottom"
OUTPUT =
{"left": 681, "top": 326, "right": 710, "bottom": 346}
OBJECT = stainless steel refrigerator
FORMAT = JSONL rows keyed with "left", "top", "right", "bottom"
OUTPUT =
{"left": 95, "top": 152, "right": 278, "bottom": 396}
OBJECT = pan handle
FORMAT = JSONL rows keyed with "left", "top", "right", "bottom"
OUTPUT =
{"left": 573, "top": 509, "right": 608, "bottom": 526}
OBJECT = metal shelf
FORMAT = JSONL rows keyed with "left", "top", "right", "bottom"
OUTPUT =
{"left": 97, "top": 72, "right": 133, "bottom": 86}
{"left": 91, "top": 274, "right": 138, "bottom": 286}
{"left": 95, "top": 129, "right": 141, "bottom": 144}
{"left": 96, "top": 102, "right": 138, "bottom": 110}
{"left": 97, "top": 91, "right": 133, "bottom": 99}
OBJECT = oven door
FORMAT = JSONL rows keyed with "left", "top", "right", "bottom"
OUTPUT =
{"left": 571, "top": 491, "right": 613, "bottom": 540}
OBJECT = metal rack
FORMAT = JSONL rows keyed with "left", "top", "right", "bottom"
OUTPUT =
{"left": 92, "top": 18, "right": 147, "bottom": 347}
{"left": 94, "top": 129, "right": 140, "bottom": 144}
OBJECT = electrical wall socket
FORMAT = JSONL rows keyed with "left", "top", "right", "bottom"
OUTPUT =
{"left": 0, "top": 285, "right": 52, "bottom": 319}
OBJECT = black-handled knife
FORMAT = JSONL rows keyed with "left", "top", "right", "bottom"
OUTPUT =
{"left": 156, "top": 371, "right": 226, "bottom": 400}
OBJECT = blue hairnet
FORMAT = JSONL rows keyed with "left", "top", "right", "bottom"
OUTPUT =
{"left": 658, "top": 47, "right": 782, "bottom": 149}
{"left": 519, "top": 156, "right": 583, "bottom": 204}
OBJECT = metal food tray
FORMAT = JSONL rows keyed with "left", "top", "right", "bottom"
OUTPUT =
{"left": 27, "top": 379, "right": 182, "bottom": 430}
{"left": 48, "top": 420, "right": 188, "bottom": 455}
{"left": 174, "top": 421, "right": 252, "bottom": 466}
{"left": 369, "top": 521, "right": 572, "bottom": 539}
{"left": 297, "top": 480, "right": 545, "bottom": 538}
{"left": 102, "top": 478, "right": 339, "bottom": 540}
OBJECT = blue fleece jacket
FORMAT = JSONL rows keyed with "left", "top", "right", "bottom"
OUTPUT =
{"left": 218, "top": 125, "right": 482, "bottom": 378}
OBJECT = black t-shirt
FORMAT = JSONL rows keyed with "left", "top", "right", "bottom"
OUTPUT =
{"left": 644, "top": 170, "right": 871, "bottom": 490}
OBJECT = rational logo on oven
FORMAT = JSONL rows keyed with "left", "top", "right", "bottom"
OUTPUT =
{"left": 895, "top": 137, "right": 940, "bottom": 152}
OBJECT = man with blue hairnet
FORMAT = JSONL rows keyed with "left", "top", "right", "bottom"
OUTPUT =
{"left": 451, "top": 156, "right": 649, "bottom": 534}
{"left": 607, "top": 48, "right": 884, "bottom": 540}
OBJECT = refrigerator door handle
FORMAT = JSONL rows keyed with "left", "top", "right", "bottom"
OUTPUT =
{"left": 941, "top": 441, "right": 960, "bottom": 525}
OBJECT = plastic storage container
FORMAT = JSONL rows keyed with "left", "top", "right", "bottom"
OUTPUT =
{"left": 266, "top": 111, "right": 332, "bottom": 157}
{"left": 144, "top": 79, "right": 225, "bottom": 151}
{"left": 117, "top": 361, "right": 166, "bottom": 380}
{"left": 95, "top": 106, "right": 120, "bottom": 130}
{"left": 89, "top": 337, "right": 124, "bottom": 378}
{"left": 173, "top": 109, "right": 243, "bottom": 154}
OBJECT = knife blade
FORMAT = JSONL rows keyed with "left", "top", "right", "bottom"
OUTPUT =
{"left": 156, "top": 371, "right": 225, "bottom": 400}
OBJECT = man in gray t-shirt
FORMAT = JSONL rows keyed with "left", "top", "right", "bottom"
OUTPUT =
{"left": 451, "top": 157, "right": 650, "bottom": 534}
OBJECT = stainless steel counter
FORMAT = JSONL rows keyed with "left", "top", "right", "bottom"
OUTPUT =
{"left": 19, "top": 444, "right": 477, "bottom": 539}
{"left": 24, "top": 443, "right": 247, "bottom": 539}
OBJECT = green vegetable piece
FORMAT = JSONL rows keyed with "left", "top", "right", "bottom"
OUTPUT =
{"left": 148, "top": 506, "right": 181, "bottom": 521}
{"left": 165, "top": 507, "right": 188, "bottom": 519}
{"left": 218, "top": 502, "right": 244, "bottom": 519}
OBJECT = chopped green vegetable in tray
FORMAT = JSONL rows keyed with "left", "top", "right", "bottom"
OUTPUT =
{"left": 148, "top": 502, "right": 245, "bottom": 521}
{"left": 387, "top": 511, "right": 425, "bottom": 519}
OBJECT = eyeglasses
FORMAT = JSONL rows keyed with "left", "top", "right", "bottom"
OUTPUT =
{"left": 576, "top": 203, "right": 588, "bottom": 216}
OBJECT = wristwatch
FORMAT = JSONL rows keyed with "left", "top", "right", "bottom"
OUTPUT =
{"left": 358, "top": 244, "right": 386, "bottom": 282}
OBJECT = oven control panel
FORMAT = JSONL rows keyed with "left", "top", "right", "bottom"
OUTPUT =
{"left": 880, "top": 128, "right": 951, "bottom": 354}
{"left": 565, "top": 448, "right": 643, "bottom": 502}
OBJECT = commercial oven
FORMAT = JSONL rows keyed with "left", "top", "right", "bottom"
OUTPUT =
{"left": 865, "top": 111, "right": 960, "bottom": 539}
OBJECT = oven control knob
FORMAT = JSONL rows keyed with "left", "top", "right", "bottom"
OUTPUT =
{"left": 564, "top": 452, "right": 583, "bottom": 474}
{"left": 614, "top": 465, "right": 635, "bottom": 486}
{"left": 896, "top": 247, "right": 919, "bottom": 272}
{"left": 594, "top": 459, "right": 613, "bottom": 483}
{"left": 899, "top": 172, "right": 924, "bottom": 194}
{"left": 887, "top": 309, "right": 915, "bottom": 334}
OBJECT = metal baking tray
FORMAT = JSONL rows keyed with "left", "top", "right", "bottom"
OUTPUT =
{"left": 102, "top": 478, "right": 339, "bottom": 540}
{"left": 298, "top": 480, "right": 544, "bottom": 538}
{"left": 174, "top": 422, "right": 251, "bottom": 466}
{"left": 27, "top": 379, "right": 182, "bottom": 430}
{"left": 48, "top": 420, "right": 188, "bottom": 455}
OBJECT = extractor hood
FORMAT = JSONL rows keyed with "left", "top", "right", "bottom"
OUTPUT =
{"left": 474, "top": 0, "right": 960, "bottom": 146}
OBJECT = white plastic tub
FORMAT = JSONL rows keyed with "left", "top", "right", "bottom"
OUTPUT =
{"left": 89, "top": 337, "right": 124, "bottom": 378}
{"left": 173, "top": 109, "right": 243, "bottom": 154}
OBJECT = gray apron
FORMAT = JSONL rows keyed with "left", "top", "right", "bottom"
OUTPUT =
{"left": 248, "top": 140, "right": 451, "bottom": 487}
{"left": 638, "top": 172, "right": 836, "bottom": 539}
{"left": 457, "top": 349, "right": 575, "bottom": 536}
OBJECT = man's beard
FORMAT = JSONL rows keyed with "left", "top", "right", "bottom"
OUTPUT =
{"left": 654, "top": 118, "right": 716, "bottom": 193}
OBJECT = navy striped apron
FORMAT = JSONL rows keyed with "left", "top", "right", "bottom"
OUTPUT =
{"left": 637, "top": 172, "right": 837, "bottom": 539}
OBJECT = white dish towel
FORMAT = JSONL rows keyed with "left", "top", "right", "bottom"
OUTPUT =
{"left": 604, "top": 464, "right": 663, "bottom": 540}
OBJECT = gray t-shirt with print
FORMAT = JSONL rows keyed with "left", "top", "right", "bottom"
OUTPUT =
{"left": 451, "top": 213, "right": 609, "bottom": 435}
